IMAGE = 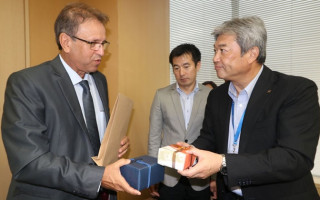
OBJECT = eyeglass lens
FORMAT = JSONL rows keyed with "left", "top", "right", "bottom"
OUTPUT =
{"left": 91, "top": 42, "right": 109, "bottom": 50}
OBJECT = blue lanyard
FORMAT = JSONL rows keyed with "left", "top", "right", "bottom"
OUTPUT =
{"left": 231, "top": 101, "right": 246, "bottom": 153}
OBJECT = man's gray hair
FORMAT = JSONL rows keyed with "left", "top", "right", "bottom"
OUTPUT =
{"left": 212, "top": 16, "right": 267, "bottom": 64}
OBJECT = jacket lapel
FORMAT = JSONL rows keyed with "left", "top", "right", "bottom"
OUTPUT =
{"left": 170, "top": 85, "right": 186, "bottom": 132}
{"left": 239, "top": 66, "right": 275, "bottom": 152}
{"left": 220, "top": 83, "right": 233, "bottom": 153}
{"left": 50, "top": 56, "right": 88, "bottom": 135}
{"left": 187, "top": 84, "right": 204, "bottom": 133}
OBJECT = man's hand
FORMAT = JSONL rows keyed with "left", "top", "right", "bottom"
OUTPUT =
{"left": 118, "top": 136, "right": 129, "bottom": 158}
{"left": 177, "top": 147, "right": 222, "bottom": 179}
{"left": 210, "top": 179, "right": 217, "bottom": 199}
{"left": 148, "top": 184, "right": 160, "bottom": 198}
{"left": 101, "top": 158, "right": 141, "bottom": 195}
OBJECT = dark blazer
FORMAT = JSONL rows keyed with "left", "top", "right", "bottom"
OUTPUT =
{"left": 2, "top": 56, "right": 110, "bottom": 200}
{"left": 193, "top": 66, "right": 320, "bottom": 200}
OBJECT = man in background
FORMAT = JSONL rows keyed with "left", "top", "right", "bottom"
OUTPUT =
{"left": 179, "top": 16, "right": 320, "bottom": 200}
{"left": 148, "top": 43, "right": 213, "bottom": 200}
{"left": 2, "top": 3, "right": 140, "bottom": 199}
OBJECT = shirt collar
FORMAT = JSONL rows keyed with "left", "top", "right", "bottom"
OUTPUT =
{"left": 59, "top": 54, "right": 89, "bottom": 85}
{"left": 176, "top": 81, "right": 199, "bottom": 95}
{"left": 228, "top": 65, "right": 264, "bottom": 99}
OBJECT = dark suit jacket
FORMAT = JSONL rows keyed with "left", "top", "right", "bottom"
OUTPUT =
{"left": 2, "top": 56, "right": 110, "bottom": 200}
{"left": 193, "top": 66, "right": 320, "bottom": 200}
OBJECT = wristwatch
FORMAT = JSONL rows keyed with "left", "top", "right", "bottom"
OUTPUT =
{"left": 220, "top": 154, "right": 227, "bottom": 175}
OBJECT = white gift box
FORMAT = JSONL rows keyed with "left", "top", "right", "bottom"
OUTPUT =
{"left": 157, "top": 144, "right": 196, "bottom": 170}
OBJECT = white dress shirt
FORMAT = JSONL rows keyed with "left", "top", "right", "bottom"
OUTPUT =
{"left": 59, "top": 55, "right": 107, "bottom": 141}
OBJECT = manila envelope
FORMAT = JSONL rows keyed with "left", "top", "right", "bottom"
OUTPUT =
{"left": 92, "top": 93, "right": 133, "bottom": 166}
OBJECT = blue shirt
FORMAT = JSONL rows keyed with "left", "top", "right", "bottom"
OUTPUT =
{"left": 176, "top": 82, "right": 199, "bottom": 130}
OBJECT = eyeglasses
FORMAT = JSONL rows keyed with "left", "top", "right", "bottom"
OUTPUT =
{"left": 71, "top": 36, "right": 110, "bottom": 50}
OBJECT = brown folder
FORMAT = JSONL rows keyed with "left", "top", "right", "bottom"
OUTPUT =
{"left": 92, "top": 93, "right": 133, "bottom": 166}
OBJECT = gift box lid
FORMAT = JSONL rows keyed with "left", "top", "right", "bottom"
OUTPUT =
{"left": 120, "top": 155, "right": 164, "bottom": 191}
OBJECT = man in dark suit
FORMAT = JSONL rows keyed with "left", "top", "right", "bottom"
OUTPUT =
{"left": 1, "top": 3, "right": 140, "bottom": 200}
{"left": 178, "top": 16, "right": 320, "bottom": 200}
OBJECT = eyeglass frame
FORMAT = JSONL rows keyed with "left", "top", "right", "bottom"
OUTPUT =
{"left": 71, "top": 35, "right": 110, "bottom": 50}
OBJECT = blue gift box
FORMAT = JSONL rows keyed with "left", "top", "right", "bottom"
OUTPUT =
{"left": 120, "top": 155, "right": 164, "bottom": 191}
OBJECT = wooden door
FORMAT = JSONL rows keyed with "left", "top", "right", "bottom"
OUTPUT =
{"left": 0, "top": 0, "right": 27, "bottom": 198}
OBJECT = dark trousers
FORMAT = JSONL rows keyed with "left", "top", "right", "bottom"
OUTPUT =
{"left": 97, "top": 189, "right": 117, "bottom": 200}
{"left": 218, "top": 192, "right": 244, "bottom": 200}
{"left": 158, "top": 176, "right": 211, "bottom": 200}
